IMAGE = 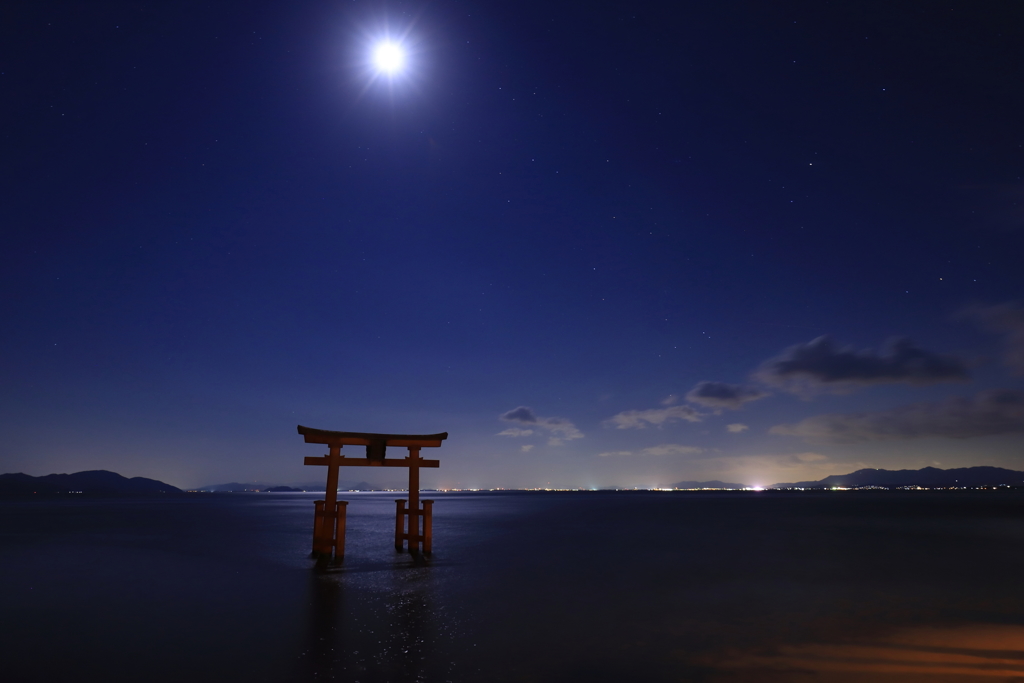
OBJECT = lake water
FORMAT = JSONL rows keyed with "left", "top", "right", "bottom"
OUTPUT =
{"left": 2, "top": 490, "right": 1024, "bottom": 682}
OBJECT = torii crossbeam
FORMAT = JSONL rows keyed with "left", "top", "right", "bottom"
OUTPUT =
{"left": 297, "top": 425, "right": 447, "bottom": 560}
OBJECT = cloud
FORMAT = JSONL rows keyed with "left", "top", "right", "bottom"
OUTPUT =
{"left": 640, "top": 444, "right": 704, "bottom": 456}
{"left": 726, "top": 423, "right": 749, "bottom": 433}
{"left": 685, "top": 381, "right": 768, "bottom": 410}
{"left": 604, "top": 382, "right": 764, "bottom": 433}
{"left": 769, "top": 389, "right": 1024, "bottom": 443}
{"left": 604, "top": 405, "right": 706, "bottom": 429}
{"left": 520, "top": 444, "right": 534, "bottom": 453}
{"left": 497, "top": 428, "right": 533, "bottom": 437}
{"left": 540, "top": 417, "right": 584, "bottom": 441}
{"left": 500, "top": 406, "right": 583, "bottom": 443}
{"left": 755, "top": 335, "right": 970, "bottom": 393}
{"left": 501, "top": 406, "right": 537, "bottom": 423}
{"left": 598, "top": 444, "right": 703, "bottom": 457}
{"left": 960, "top": 301, "right": 1024, "bottom": 374}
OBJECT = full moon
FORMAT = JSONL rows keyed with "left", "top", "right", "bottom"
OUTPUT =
{"left": 373, "top": 42, "right": 404, "bottom": 73}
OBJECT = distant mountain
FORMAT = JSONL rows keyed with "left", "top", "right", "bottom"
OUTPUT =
{"left": 194, "top": 480, "right": 377, "bottom": 493}
{"left": 296, "top": 481, "right": 378, "bottom": 492}
{"left": 771, "top": 466, "right": 1024, "bottom": 489}
{"left": 0, "top": 470, "right": 181, "bottom": 495}
{"left": 193, "top": 482, "right": 271, "bottom": 492}
{"left": 672, "top": 480, "right": 745, "bottom": 490}
{"left": 336, "top": 481, "right": 376, "bottom": 491}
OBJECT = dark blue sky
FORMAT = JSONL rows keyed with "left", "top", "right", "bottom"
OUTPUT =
{"left": 3, "top": 1, "right": 1024, "bottom": 488}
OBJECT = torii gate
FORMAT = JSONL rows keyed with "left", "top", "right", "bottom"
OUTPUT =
{"left": 297, "top": 425, "right": 447, "bottom": 560}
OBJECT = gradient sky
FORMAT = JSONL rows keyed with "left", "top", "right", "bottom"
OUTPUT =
{"left": 3, "top": 1, "right": 1024, "bottom": 489}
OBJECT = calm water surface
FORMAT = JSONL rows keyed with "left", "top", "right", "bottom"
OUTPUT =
{"left": 2, "top": 491, "right": 1024, "bottom": 682}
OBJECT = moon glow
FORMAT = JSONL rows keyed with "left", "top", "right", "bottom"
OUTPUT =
{"left": 373, "top": 42, "right": 405, "bottom": 73}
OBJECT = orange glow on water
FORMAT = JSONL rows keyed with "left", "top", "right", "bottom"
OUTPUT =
{"left": 707, "top": 623, "right": 1024, "bottom": 680}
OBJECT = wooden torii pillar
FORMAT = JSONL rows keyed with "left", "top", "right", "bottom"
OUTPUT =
{"left": 297, "top": 425, "right": 446, "bottom": 559}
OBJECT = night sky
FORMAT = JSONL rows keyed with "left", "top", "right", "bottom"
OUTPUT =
{"left": 3, "top": 1, "right": 1024, "bottom": 489}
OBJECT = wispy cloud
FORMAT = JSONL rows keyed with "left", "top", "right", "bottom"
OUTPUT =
{"left": 500, "top": 406, "right": 583, "bottom": 444}
{"left": 501, "top": 406, "right": 537, "bottom": 423}
{"left": 598, "top": 444, "right": 703, "bottom": 457}
{"left": 685, "top": 381, "right": 768, "bottom": 410}
{"left": 726, "top": 423, "right": 749, "bottom": 433}
{"left": 755, "top": 335, "right": 970, "bottom": 394}
{"left": 497, "top": 428, "right": 533, "bottom": 437}
{"left": 641, "top": 444, "right": 704, "bottom": 456}
{"left": 604, "top": 405, "right": 706, "bottom": 429}
{"left": 606, "top": 380, "right": 764, "bottom": 431}
{"left": 520, "top": 444, "right": 534, "bottom": 452}
{"left": 770, "top": 389, "right": 1024, "bottom": 443}
{"left": 960, "top": 301, "right": 1024, "bottom": 374}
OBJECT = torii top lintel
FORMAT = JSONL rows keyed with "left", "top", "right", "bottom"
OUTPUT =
{"left": 297, "top": 425, "right": 448, "bottom": 448}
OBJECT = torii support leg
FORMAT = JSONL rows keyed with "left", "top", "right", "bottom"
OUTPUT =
{"left": 313, "top": 500, "right": 326, "bottom": 555}
{"left": 408, "top": 446, "right": 420, "bottom": 551}
{"left": 395, "top": 499, "right": 406, "bottom": 550}
{"left": 311, "top": 444, "right": 349, "bottom": 560}
{"left": 333, "top": 501, "right": 348, "bottom": 560}
{"left": 422, "top": 499, "right": 433, "bottom": 554}
{"left": 394, "top": 445, "right": 434, "bottom": 553}
{"left": 394, "top": 499, "right": 434, "bottom": 554}
{"left": 313, "top": 500, "right": 348, "bottom": 559}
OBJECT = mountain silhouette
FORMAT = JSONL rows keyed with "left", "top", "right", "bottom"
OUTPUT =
{"left": 771, "top": 466, "right": 1024, "bottom": 489}
{"left": 0, "top": 470, "right": 181, "bottom": 495}
{"left": 195, "top": 480, "right": 376, "bottom": 492}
